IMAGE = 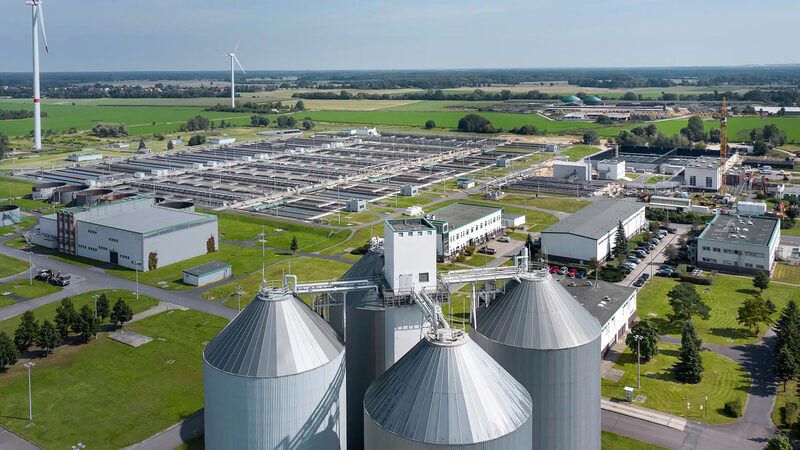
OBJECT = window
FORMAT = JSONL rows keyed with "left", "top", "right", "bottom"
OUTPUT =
{"left": 398, "top": 232, "right": 403, "bottom": 237}
{"left": 757, "top": 264, "right": 765, "bottom": 269}
{"left": 419, "top": 273, "right": 429, "bottom": 282}
{"left": 713, "top": 247, "right": 721, "bottom": 252}
{"left": 702, "top": 246, "right": 711, "bottom": 251}
{"left": 706, "top": 177, "right": 713, "bottom": 188}
{"left": 745, "top": 263, "right": 754, "bottom": 268}
{"left": 417, "top": 231, "right": 422, "bottom": 236}
{"left": 689, "top": 175, "right": 696, "bottom": 186}
{"left": 427, "top": 231, "right": 432, "bottom": 235}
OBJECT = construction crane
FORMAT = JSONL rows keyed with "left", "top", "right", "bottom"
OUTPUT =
{"left": 713, "top": 97, "right": 773, "bottom": 194}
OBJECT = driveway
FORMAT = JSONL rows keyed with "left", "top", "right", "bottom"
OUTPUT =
{"left": 618, "top": 225, "right": 689, "bottom": 287}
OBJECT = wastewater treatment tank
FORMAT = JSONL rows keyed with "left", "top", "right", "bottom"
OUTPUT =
{"left": 203, "top": 287, "right": 346, "bottom": 449}
{"left": 0, "top": 205, "right": 20, "bottom": 227}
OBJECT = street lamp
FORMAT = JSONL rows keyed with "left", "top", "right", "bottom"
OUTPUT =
{"left": 28, "top": 251, "right": 33, "bottom": 285}
{"left": 92, "top": 294, "right": 100, "bottom": 339}
{"left": 633, "top": 334, "right": 644, "bottom": 388}
{"left": 236, "top": 284, "right": 242, "bottom": 312}
{"left": 132, "top": 260, "right": 141, "bottom": 300}
{"left": 23, "top": 362, "right": 34, "bottom": 421}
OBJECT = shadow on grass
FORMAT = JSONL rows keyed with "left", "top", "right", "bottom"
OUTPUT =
{"left": 736, "top": 288, "right": 759, "bottom": 296}
{"left": 709, "top": 327, "right": 754, "bottom": 341}
{"left": 649, "top": 317, "right": 681, "bottom": 336}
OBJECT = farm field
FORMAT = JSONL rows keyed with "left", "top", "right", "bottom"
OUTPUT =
{"left": 596, "top": 116, "right": 800, "bottom": 143}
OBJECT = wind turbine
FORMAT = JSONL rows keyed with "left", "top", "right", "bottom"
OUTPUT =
{"left": 226, "top": 44, "right": 246, "bottom": 108}
{"left": 26, "top": 0, "right": 49, "bottom": 150}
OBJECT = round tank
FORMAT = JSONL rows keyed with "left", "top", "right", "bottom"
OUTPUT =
{"left": 73, "top": 188, "right": 113, "bottom": 206}
{"left": 31, "top": 182, "right": 66, "bottom": 200}
{"left": 158, "top": 200, "right": 195, "bottom": 212}
{"left": 203, "top": 288, "right": 346, "bottom": 450}
{"left": 364, "top": 328, "right": 532, "bottom": 450}
{"left": 470, "top": 269, "right": 602, "bottom": 450}
{"left": 0, "top": 205, "right": 21, "bottom": 227}
{"left": 53, "top": 185, "right": 86, "bottom": 204}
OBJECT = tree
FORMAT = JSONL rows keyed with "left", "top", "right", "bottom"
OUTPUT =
{"left": 207, "top": 235, "right": 216, "bottom": 253}
{"left": 753, "top": 270, "right": 770, "bottom": 292}
{"left": 166, "top": 140, "right": 174, "bottom": 150}
{"left": 188, "top": 134, "right": 206, "bottom": 146}
{"left": 290, "top": 235, "right": 299, "bottom": 252}
{"left": 293, "top": 100, "right": 305, "bottom": 111}
{"left": 765, "top": 436, "right": 792, "bottom": 450}
{"left": 766, "top": 298, "right": 777, "bottom": 316}
{"left": 276, "top": 116, "right": 297, "bottom": 128}
{"left": 138, "top": 137, "right": 146, "bottom": 150}
{"left": 54, "top": 298, "right": 78, "bottom": 339}
{"left": 186, "top": 115, "right": 210, "bottom": 131}
{"left": 77, "top": 305, "right": 100, "bottom": 343}
{"left": 148, "top": 251, "right": 158, "bottom": 270}
{"left": 588, "top": 257, "right": 600, "bottom": 285}
{"left": 0, "top": 331, "right": 19, "bottom": 370}
{"left": 425, "top": 120, "right": 436, "bottom": 129}
{"left": 525, "top": 233, "right": 534, "bottom": 255}
{"left": 667, "top": 283, "right": 711, "bottom": 321}
{"left": 583, "top": 129, "right": 599, "bottom": 145}
{"left": 110, "top": 298, "right": 133, "bottom": 327}
{"left": 457, "top": 114, "right": 494, "bottom": 133}
{"left": 664, "top": 244, "right": 679, "bottom": 262}
{"left": 96, "top": 293, "right": 110, "bottom": 322}
{"left": 13, "top": 310, "right": 39, "bottom": 352}
{"left": 753, "top": 140, "right": 768, "bottom": 156}
{"left": 36, "top": 320, "right": 60, "bottom": 354}
{"left": 250, "top": 114, "right": 269, "bottom": 127}
{"left": 0, "top": 132, "right": 9, "bottom": 160}
{"left": 625, "top": 319, "right": 660, "bottom": 362}
{"left": 775, "top": 344, "right": 799, "bottom": 391}
{"left": 302, "top": 118, "right": 315, "bottom": 130}
{"left": 674, "top": 320, "right": 704, "bottom": 384}
{"left": 737, "top": 295, "right": 773, "bottom": 334}
{"left": 680, "top": 116, "right": 705, "bottom": 142}
{"left": 612, "top": 221, "right": 629, "bottom": 260}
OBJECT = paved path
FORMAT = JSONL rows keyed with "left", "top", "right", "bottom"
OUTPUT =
{"left": 126, "top": 410, "right": 203, "bottom": 450}
{"left": 0, "top": 425, "right": 39, "bottom": 450}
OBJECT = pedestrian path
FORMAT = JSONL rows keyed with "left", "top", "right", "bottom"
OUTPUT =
{"left": 601, "top": 398, "right": 688, "bottom": 431}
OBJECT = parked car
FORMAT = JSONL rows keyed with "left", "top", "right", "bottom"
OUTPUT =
{"left": 640, "top": 273, "right": 650, "bottom": 280}
{"left": 656, "top": 269, "right": 673, "bottom": 277}
{"left": 34, "top": 269, "right": 53, "bottom": 282}
{"left": 632, "top": 250, "right": 646, "bottom": 259}
{"left": 478, "top": 246, "right": 497, "bottom": 255}
{"left": 621, "top": 263, "right": 635, "bottom": 272}
{"left": 557, "top": 266, "right": 568, "bottom": 275}
{"left": 549, "top": 265, "right": 559, "bottom": 274}
{"left": 627, "top": 257, "right": 640, "bottom": 264}
{"left": 635, "top": 246, "right": 650, "bottom": 254}
{"left": 651, "top": 238, "right": 660, "bottom": 245}
{"left": 658, "top": 230, "right": 668, "bottom": 238}
{"left": 568, "top": 268, "right": 578, "bottom": 278}
{"left": 659, "top": 264, "right": 675, "bottom": 271}
{"left": 498, "top": 236, "right": 510, "bottom": 243}
{"left": 669, "top": 227, "right": 677, "bottom": 234}
{"left": 576, "top": 270, "right": 586, "bottom": 278}
{"left": 633, "top": 279, "right": 645, "bottom": 287}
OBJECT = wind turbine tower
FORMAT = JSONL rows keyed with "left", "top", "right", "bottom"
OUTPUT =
{"left": 26, "top": 0, "right": 49, "bottom": 150}
{"left": 227, "top": 44, "right": 246, "bottom": 108}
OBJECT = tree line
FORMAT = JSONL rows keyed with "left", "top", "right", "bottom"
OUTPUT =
{"left": 0, "top": 109, "right": 47, "bottom": 120}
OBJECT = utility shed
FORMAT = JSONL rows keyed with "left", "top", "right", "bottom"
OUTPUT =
{"left": 183, "top": 261, "right": 231, "bottom": 286}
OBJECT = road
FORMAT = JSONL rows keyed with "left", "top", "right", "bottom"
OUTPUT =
{"left": 617, "top": 224, "right": 689, "bottom": 287}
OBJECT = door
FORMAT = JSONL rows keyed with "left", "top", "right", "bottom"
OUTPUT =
{"left": 109, "top": 251, "right": 118, "bottom": 265}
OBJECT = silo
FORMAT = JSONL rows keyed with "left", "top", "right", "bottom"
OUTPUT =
{"left": 31, "top": 181, "right": 66, "bottom": 200}
{"left": 363, "top": 328, "right": 532, "bottom": 450}
{"left": 53, "top": 184, "right": 85, "bottom": 204}
{"left": 203, "top": 287, "right": 346, "bottom": 449}
{"left": 470, "top": 269, "right": 602, "bottom": 450}
{"left": 73, "top": 188, "right": 113, "bottom": 206}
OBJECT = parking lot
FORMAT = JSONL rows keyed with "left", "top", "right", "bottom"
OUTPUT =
{"left": 617, "top": 224, "right": 690, "bottom": 288}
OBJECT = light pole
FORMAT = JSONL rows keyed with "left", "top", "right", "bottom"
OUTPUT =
{"left": 236, "top": 284, "right": 242, "bottom": 312}
{"left": 633, "top": 334, "right": 644, "bottom": 388}
{"left": 28, "top": 251, "right": 33, "bottom": 285}
{"left": 92, "top": 294, "right": 100, "bottom": 339}
{"left": 24, "top": 362, "right": 34, "bottom": 421}
{"left": 132, "top": 260, "right": 140, "bottom": 300}
{"left": 261, "top": 225, "right": 265, "bottom": 258}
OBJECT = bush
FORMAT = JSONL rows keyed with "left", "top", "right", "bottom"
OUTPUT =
{"left": 464, "top": 245, "right": 475, "bottom": 256}
{"left": 188, "top": 135, "right": 206, "bottom": 146}
{"left": 457, "top": 114, "right": 495, "bottom": 133}
{"left": 785, "top": 401, "right": 799, "bottom": 426}
{"left": 598, "top": 267, "right": 626, "bottom": 282}
{"left": 724, "top": 399, "right": 743, "bottom": 418}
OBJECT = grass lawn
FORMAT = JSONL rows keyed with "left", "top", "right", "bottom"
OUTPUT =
{"left": 0, "top": 309, "right": 227, "bottom": 449}
{"left": 601, "top": 343, "right": 749, "bottom": 424}
{"left": 636, "top": 275, "right": 798, "bottom": 345}
{"left": 773, "top": 263, "right": 800, "bottom": 285}
{"left": 379, "top": 195, "right": 433, "bottom": 209}
{"left": 0, "top": 297, "right": 15, "bottom": 308}
{"left": 202, "top": 257, "right": 353, "bottom": 305}
{"left": 319, "top": 224, "right": 384, "bottom": 257}
{"left": 646, "top": 176, "right": 668, "bottom": 184}
{"left": 10, "top": 198, "right": 62, "bottom": 212}
{"left": 0, "top": 253, "right": 28, "bottom": 278}
{"left": 562, "top": 145, "right": 602, "bottom": 161}
{"left": 462, "top": 254, "right": 496, "bottom": 267}
{"left": 772, "top": 380, "right": 800, "bottom": 439}
{"left": 0, "top": 176, "right": 35, "bottom": 199}
{"left": 0, "top": 215, "right": 34, "bottom": 237}
{"left": 0, "top": 289, "right": 159, "bottom": 337}
{"left": 3, "top": 236, "right": 30, "bottom": 249}
{"left": 468, "top": 193, "right": 590, "bottom": 213}
{"left": 0, "top": 279, "right": 61, "bottom": 300}
{"left": 331, "top": 211, "right": 379, "bottom": 226}
{"left": 601, "top": 431, "right": 667, "bottom": 450}
{"left": 367, "top": 205, "right": 395, "bottom": 214}
{"left": 107, "top": 242, "right": 291, "bottom": 290}
{"left": 782, "top": 220, "right": 800, "bottom": 236}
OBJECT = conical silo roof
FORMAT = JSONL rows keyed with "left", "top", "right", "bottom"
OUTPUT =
{"left": 474, "top": 271, "right": 601, "bottom": 350}
{"left": 364, "top": 329, "right": 532, "bottom": 445}
{"left": 203, "top": 288, "right": 343, "bottom": 377}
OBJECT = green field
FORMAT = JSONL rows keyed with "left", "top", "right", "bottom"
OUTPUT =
{"left": 0, "top": 309, "right": 227, "bottom": 449}
{"left": 601, "top": 343, "right": 749, "bottom": 424}
{"left": 773, "top": 380, "right": 800, "bottom": 439}
{"left": 0, "top": 176, "right": 35, "bottom": 199}
{"left": 562, "top": 145, "right": 602, "bottom": 161}
{"left": 379, "top": 195, "right": 433, "bottom": 209}
{"left": 596, "top": 117, "right": 800, "bottom": 143}
{"left": 637, "top": 275, "right": 797, "bottom": 345}
{"left": 0, "top": 279, "right": 61, "bottom": 300}
{"left": 646, "top": 176, "right": 668, "bottom": 184}
{"left": 0, "top": 253, "right": 28, "bottom": 278}
{"left": 601, "top": 431, "right": 667, "bottom": 450}
{"left": 773, "top": 263, "right": 800, "bottom": 285}
{"left": 319, "top": 224, "right": 385, "bottom": 257}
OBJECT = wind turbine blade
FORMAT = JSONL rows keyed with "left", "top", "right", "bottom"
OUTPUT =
{"left": 234, "top": 41, "right": 239, "bottom": 53}
{"left": 234, "top": 55, "right": 246, "bottom": 76}
{"left": 37, "top": 3, "right": 49, "bottom": 52}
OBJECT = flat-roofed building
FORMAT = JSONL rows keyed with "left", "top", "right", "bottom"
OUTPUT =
{"left": 541, "top": 199, "right": 646, "bottom": 264}
{"left": 685, "top": 157, "right": 723, "bottom": 191}
{"left": 183, "top": 261, "right": 232, "bottom": 286}
{"left": 649, "top": 195, "right": 691, "bottom": 212}
{"left": 424, "top": 202, "right": 503, "bottom": 260}
{"left": 697, "top": 214, "right": 780, "bottom": 275}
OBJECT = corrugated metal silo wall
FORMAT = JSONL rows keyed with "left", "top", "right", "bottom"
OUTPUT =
{"left": 470, "top": 332, "right": 601, "bottom": 450}
{"left": 346, "top": 304, "right": 386, "bottom": 450}
{"left": 0, "top": 209, "right": 20, "bottom": 227}
{"left": 363, "top": 412, "right": 533, "bottom": 450}
{"left": 203, "top": 350, "right": 346, "bottom": 450}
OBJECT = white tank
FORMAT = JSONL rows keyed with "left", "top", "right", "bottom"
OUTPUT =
{"left": 203, "top": 288, "right": 346, "bottom": 449}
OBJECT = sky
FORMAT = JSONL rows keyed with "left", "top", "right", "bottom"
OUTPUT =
{"left": 1, "top": 0, "right": 798, "bottom": 72}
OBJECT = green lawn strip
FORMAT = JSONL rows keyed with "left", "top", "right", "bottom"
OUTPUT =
{"left": 107, "top": 243, "right": 291, "bottom": 290}
{"left": 467, "top": 193, "right": 590, "bottom": 213}
{"left": 327, "top": 211, "right": 379, "bottom": 227}
{"left": 782, "top": 220, "right": 800, "bottom": 236}
{"left": 462, "top": 254, "right": 497, "bottom": 267}
{"left": 773, "top": 263, "right": 800, "bottom": 285}
{"left": 0, "top": 280, "right": 61, "bottom": 300}
{"left": 301, "top": 229, "right": 352, "bottom": 253}
{"left": 562, "top": 145, "right": 602, "bottom": 161}
{"left": 0, "top": 216, "right": 34, "bottom": 237}
{"left": 601, "top": 431, "right": 667, "bottom": 450}
{"left": 378, "top": 195, "right": 433, "bottom": 209}
{"left": 772, "top": 379, "right": 799, "bottom": 439}
{"left": 646, "top": 176, "right": 668, "bottom": 184}
{"left": 0, "top": 289, "right": 158, "bottom": 337}
{"left": 3, "top": 236, "right": 29, "bottom": 249}
{"left": 341, "top": 253, "right": 363, "bottom": 262}
{"left": 319, "top": 225, "right": 384, "bottom": 257}
{"left": 601, "top": 343, "right": 749, "bottom": 424}
{"left": 48, "top": 253, "right": 97, "bottom": 267}
{"left": 9, "top": 198, "right": 62, "bottom": 212}
{"left": 0, "top": 309, "right": 226, "bottom": 449}
{"left": 367, "top": 205, "right": 395, "bottom": 214}
{"left": 0, "top": 297, "right": 15, "bottom": 308}
{"left": 203, "top": 209, "right": 277, "bottom": 241}
{"left": 0, "top": 253, "right": 28, "bottom": 278}
{"left": 0, "top": 176, "right": 35, "bottom": 199}
{"left": 637, "top": 275, "right": 796, "bottom": 345}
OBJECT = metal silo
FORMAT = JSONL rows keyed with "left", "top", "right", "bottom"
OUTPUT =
{"left": 470, "top": 269, "right": 602, "bottom": 450}
{"left": 203, "top": 287, "right": 346, "bottom": 449}
{"left": 363, "top": 328, "right": 532, "bottom": 450}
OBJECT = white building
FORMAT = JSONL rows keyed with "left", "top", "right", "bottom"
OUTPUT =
{"left": 107, "top": 143, "right": 130, "bottom": 149}
{"left": 67, "top": 152, "right": 103, "bottom": 162}
{"left": 502, "top": 213, "right": 525, "bottom": 228}
{"left": 597, "top": 160, "right": 625, "bottom": 180}
{"left": 183, "top": 261, "right": 232, "bottom": 286}
{"left": 209, "top": 136, "right": 236, "bottom": 145}
{"left": 168, "top": 139, "right": 183, "bottom": 146}
{"left": 424, "top": 203, "right": 503, "bottom": 260}
{"left": 684, "top": 157, "right": 723, "bottom": 191}
{"left": 383, "top": 219, "right": 437, "bottom": 293}
{"left": 35, "top": 196, "right": 218, "bottom": 272}
{"left": 697, "top": 214, "right": 780, "bottom": 275}
{"left": 340, "top": 127, "right": 378, "bottom": 136}
{"left": 553, "top": 161, "right": 591, "bottom": 180}
{"left": 540, "top": 199, "right": 647, "bottom": 264}
{"left": 649, "top": 195, "right": 691, "bottom": 212}
{"left": 738, "top": 202, "right": 767, "bottom": 217}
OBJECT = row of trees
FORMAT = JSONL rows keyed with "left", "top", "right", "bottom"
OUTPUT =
{"left": 91, "top": 123, "right": 128, "bottom": 138}
{"left": 0, "top": 109, "right": 46, "bottom": 120}
{"left": 0, "top": 133, "right": 9, "bottom": 160}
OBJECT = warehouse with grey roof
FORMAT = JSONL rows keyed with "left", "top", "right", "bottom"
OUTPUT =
{"left": 697, "top": 214, "right": 780, "bottom": 275}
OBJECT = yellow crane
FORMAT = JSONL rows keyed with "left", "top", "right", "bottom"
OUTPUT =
{"left": 713, "top": 97, "right": 772, "bottom": 194}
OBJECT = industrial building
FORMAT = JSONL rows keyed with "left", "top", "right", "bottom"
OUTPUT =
{"left": 685, "top": 157, "right": 723, "bottom": 191}
{"left": 553, "top": 161, "right": 591, "bottom": 180}
{"left": 738, "top": 201, "right": 768, "bottom": 216}
{"left": 649, "top": 195, "right": 691, "bottom": 212}
{"left": 67, "top": 152, "right": 103, "bottom": 162}
{"left": 597, "top": 160, "right": 626, "bottom": 180}
{"left": 502, "top": 212, "right": 525, "bottom": 228}
{"left": 182, "top": 261, "right": 231, "bottom": 286}
{"left": 363, "top": 329, "right": 533, "bottom": 449}
{"left": 471, "top": 267, "right": 602, "bottom": 449}
{"left": 31, "top": 196, "right": 218, "bottom": 271}
{"left": 208, "top": 136, "right": 236, "bottom": 145}
{"left": 697, "top": 214, "right": 780, "bottom": 275}
{"left": 540, "top": 199, "right": 646, "bottom": 264}
{"left": 203, "top": 287, "right": 346, "bottom": 449}
{"left": 423, "top": 202, "right": 503, "bottom": 260}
